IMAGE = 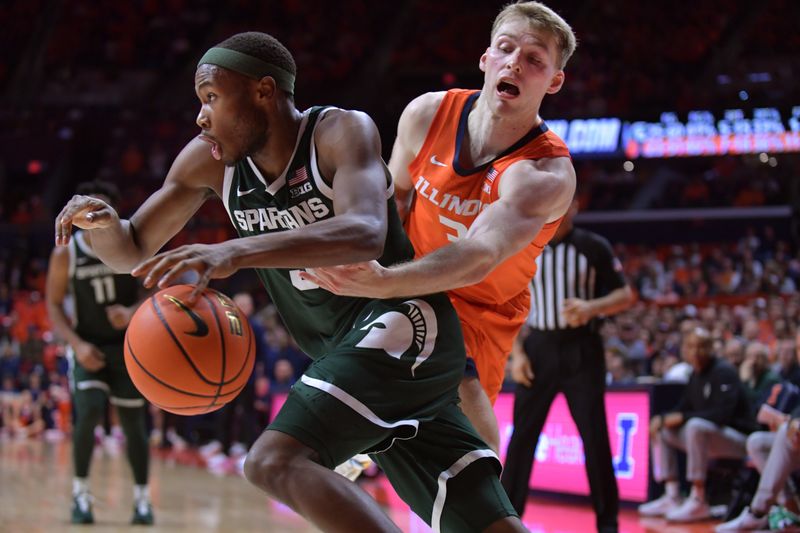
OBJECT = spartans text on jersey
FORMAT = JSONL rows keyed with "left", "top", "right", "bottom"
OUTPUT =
{"left": 232, "top": 197, "right": 330, "bottom": 232}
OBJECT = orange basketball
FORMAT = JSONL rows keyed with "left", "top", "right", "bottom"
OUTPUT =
{"left": 124, "top": 285, "right": 255, "bottom": 415}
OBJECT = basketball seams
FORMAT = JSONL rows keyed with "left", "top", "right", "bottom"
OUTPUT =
{"left": 150, "top": 292, "right": 250, "bottom": 387}
{"left": 124, "top": 286, "right": 256, "bottom": 415}
{"left": 211, "top": 293, "right": 254, "bottom": 386}
{"left": 205, "top": 292, "right": 227, "bottom": 410}
{"left": 125, "top": 335, "right": 245, "bottom": 399}
{"left": 151, "top": 295, "right": 222, "bottom": 386}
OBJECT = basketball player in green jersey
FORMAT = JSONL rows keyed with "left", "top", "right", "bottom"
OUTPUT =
{"left": 54, "top": 32, "right": 527, "bottom": 532}
{"left": 46, "top": 180, "right": 153, "bottom": 525}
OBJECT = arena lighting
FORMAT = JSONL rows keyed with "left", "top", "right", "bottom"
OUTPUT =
{"left": 549, "top": 105, "right": 800, "bottom": 159}
{"left": 621, "top": 106, "right": 800, "bottom": 158}
{"left": 27, "top": 160, "right": 43, "bottom": 174}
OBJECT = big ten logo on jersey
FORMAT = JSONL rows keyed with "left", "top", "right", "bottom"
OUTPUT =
{"left": 288, "top": 166, "right": 312, "bottom": 199}
{"left": 613, "top": 413, "right": 637, "bottom": 479}
{"left": 233, "top": 198, "right": 330, "bottom": 233}
{"left": 289, "top": 182, "right": 312, "bottom": 198}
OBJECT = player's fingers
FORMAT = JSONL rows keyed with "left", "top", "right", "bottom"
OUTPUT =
{"left": 55, "top": 202, "right": 80, "bottom": 246}
{"left": 83, "top": 206, "right": 115, "bottom": 226}
{"left": 134, "top": 243, "right": 199, "bottom": 277}
{"left": 308, "top": 266, "right": 346, "bottom": 280}
{"left": 140, "top": 254, "right": 184, "bottom": 287}
{"left": 517, "top": 372, "right": 532, "bottom": 388}
{"left": 134, "top": 249, "right": 186, "bottom": 284}
{"left": 299, "top": 271, "right": 337, "bottom": 293}
{"left": 188, "top": 274, "right": 212, "bottom": 306}
{"left": 86, "top": 354, "right": 105, "bottom": 371}
{"left": 56, "top": 197, "right": 113, "bottom": 244}
{"left": 130, "top": 258, "right": 154, "bottom": 278}
{"left": 156, "top": 259, "right": 197, "bottom": 289}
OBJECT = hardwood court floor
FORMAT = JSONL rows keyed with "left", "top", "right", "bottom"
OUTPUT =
{"left": 0, "top": 438, "right": 737, "bottom": 532}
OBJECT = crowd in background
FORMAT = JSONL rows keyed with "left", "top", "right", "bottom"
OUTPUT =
{"left": 2, "top": 0, "right": 799, "bottom": 224}
{"left": 0, "top": 222, "right": 796, "bottom": 466}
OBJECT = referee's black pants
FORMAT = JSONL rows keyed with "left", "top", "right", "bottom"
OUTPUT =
{"left": 501, "top": 329, "right": 619, "bottom": 533}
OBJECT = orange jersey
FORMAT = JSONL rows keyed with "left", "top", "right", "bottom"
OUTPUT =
{"left": 405, "top": 89, "right": 570, "bottom": 401}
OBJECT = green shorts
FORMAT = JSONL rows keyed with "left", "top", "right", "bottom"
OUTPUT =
{"left": 68, "top": 343, "right": 145, "bottom": 408}
{"left": 269, "top": 294, "right": 517, "bottom": 531}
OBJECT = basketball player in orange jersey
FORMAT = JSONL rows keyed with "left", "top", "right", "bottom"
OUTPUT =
{"left": 303, "top": 0, "right": 577, "bottom": 453}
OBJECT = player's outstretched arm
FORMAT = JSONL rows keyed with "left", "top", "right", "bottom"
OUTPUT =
{"left": 44, "top": 246, "right": 106, "bottom": 371}
{"left": 54, "top": 138, "right": 223, "bottom": 273}
{"left": 401, "top": 157, "right": 576, "bottom": 290}
{"left": 305, "top": 156, "right": 576, "bottom": 298}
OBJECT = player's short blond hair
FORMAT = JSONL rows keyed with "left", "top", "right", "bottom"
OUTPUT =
{"left": 491, "top": 1, "right": 577, "bottom": 69}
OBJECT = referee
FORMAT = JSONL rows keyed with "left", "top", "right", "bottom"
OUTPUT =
{"left": 501, "top": 199, "right": 634, "bottom": 533}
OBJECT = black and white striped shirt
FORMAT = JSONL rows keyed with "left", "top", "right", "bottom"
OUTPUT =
{"left": 528, "top": 228, "right": 626, "bottom": 332}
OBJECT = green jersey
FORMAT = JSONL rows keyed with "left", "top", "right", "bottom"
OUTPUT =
{"left": 222, "top": 107, "right": 415, "bottom": 358}
{"left": 68, "top": 231, "right": 140, "bottom": 344}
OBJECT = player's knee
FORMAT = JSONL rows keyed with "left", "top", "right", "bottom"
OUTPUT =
{"left": 75, "top": 392, "right": 106, "bottom": 423}
{"left": 243, "top": 445, "right": 270, "bottom": 488}
{"left": 243, "top": 443, "right": 295, "bottom": 494}
{"left": 684, "top": 417, "right": 712, "bottom": 439}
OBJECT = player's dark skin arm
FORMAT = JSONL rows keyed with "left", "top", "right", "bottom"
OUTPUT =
{"left": 56, "top": 105, "right": 390, "bottom": 300}
{"left": 131, "top": 110, "right": 390, "bottom": 295}
{"left": 54, "top": 138, "right": 220, "bottom": 271}
{"left": 45, "top": 246, "right": 106, "bottom": 371}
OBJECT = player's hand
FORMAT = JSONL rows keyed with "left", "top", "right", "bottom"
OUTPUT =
{"left": 74, "top": 341, "right": 106, "bottom": 371}
{"left": 299, "top": 261, "right": 390, "bottom": 298}
{"left": 788, "top": 418, "right": 800, "bottom": 450}
{"left": 739, "top": 357, "right": 755, "bottom": 383}
{"left": 55, "top": 195, "right": 120, "bottom": 246}
{"left": 769, "top": 414, "right": 791, "bottom": 432}
{"left": 663, "top": 412, "right": 684, "bottom": 429}
{"left": 510, "top": 355, "right": 535, "bottom": 388}
{"left": 131, "top": 243, "right": 238, "bottom": 303}
{"left": 649, "top": 415, "right": 663, "bottom": 437}
{"left": 106, "top": 304, "right": 135, "bottom": 329}
{"left": 562, "top": 298, "right": 594, "bottom": 327}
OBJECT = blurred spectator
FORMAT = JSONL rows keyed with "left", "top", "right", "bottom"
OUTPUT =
{"left": 264, "top": 326, "right": 309, "bottom": 393}
{"left": 739, "top": 342, "right": 781, "bottom": 413}
{"left": 606, "top": 349, "right": 636, "bottom": 385}
{"left": 607, "top": 318, "right": 648, "bottom": 374}
{"left": 717, "top": 414, "right": 800, "bottom": 531}
{"left": 723, "top": 337, "right": 746, "bottom": 369}
{"left": 774, "top": 337, "right": 800, "bottom": 387}
{"left": 639, "top": 327, "right": 757, "bottom": 523}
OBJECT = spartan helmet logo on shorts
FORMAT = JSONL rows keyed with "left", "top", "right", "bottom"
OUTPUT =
{"left": 355, "top": 299, "right": 438, "bottom": 376}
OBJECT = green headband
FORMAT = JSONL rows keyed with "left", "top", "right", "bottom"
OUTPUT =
{"left": 198, "top": 47, "right": 295, "bottom": 95}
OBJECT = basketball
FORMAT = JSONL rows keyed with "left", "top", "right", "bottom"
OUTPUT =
{"left": 123, "top": 285, "right": 255, "bottom": 415}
